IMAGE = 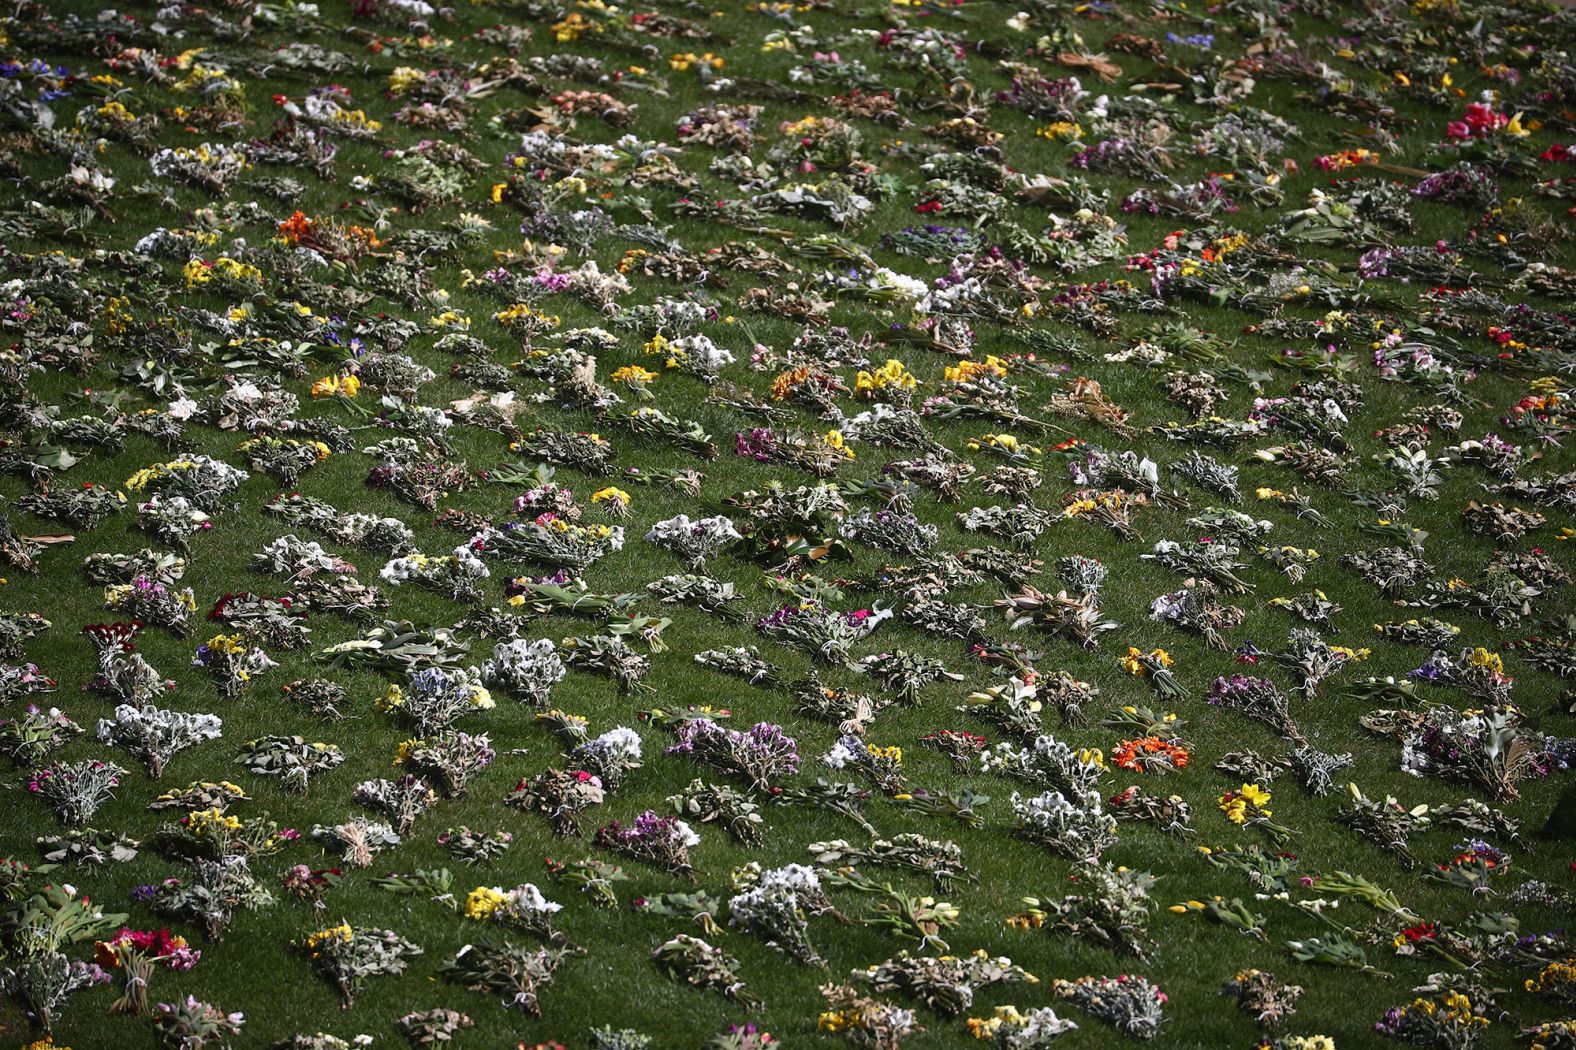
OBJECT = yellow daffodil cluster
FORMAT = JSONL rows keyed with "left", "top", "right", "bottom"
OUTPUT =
{"left": 854, "top": 358, "right": 917, "bottom": 396}
{"left": 865, "top": 743, "right": 902, "bottom": 766}
{"left": 123, "top": 458, "right": 198, "bottom": 491}
{"left": 1526, "top": 959, "right": 1576, "bottom": 1000}
{"left": 183, "top": 256, "right": 262, "bottom": 288}
{"left": 153, "top": 781, "right": 245, "bottom": 807}
{"left": 642, "top": 332, "right": 685, "bottom": 369}
{"left": 494, "top": 302, "right": 560, "bottom": 329}
{"left": 1280, "top": 1037, "right": 1337, "bottom": 1050}
{"left": 1468, "top": 648, "right": 1505, "bottom": 674}
{"left": 310, "top": 373, "right": 361, "bottom": 399}
{"left": 427, "top": 308, "right": 471, "bottom": 331}
{"left": 944, "top": 357, "right": 1008, "bottom": 384}
{"left": 204, "top": 633, "right": 247, "bottom": 656}
{"left": 670, "top": 51, "right": 724, "bottom": 71}
{"left": 104, "top": 295, "right": 136, "bottom": 337}
{"left": 301, "top": 923, "right": 354, "bottom": 957}
{"left": 387, "top": 66, "right": 428, "bottom": 93}
{"left": 537, "top": 709, "right": 589, "bottom": 733}
{"left": 966, "top": 1006, "right": 1035, "bottom": 1041}
{"left": 1399, "top": 991, "right": 1490, "bottom": 1029}
{"left": 1063, "top": 491, "right": 1125, "bottom": 519}
{"left": 184, "top": 806, "right": 242, "bottom": 838}
{"left": 1035, "top": 121, "right": 1083, "bottom": 141}
{"left": 1218, "top": 783, "right": 1272, "bottom": 824}
{"left": 966, "top": 433, "right": 1038, "bottom": 456}
{"left": 551, "top": 12, "right": 594, "bottom": 41}
{"left": 1121, "top": 647, "right": 1173, "bottom": 676}
{"left": 824, "top": 429, "right": 854, "bottom": 460}
{"left": 464, "top": 886, "right": 509, "bottom": 921}
{"left": 610, "top": 365, "right": 659, "bottom": 391}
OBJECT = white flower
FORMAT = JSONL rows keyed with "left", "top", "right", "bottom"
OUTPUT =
{"left": 758, "top": 863, "right": 821, "bottom": 894}
{"left": 595, "top": 726, "right": 643, "bottom": 761}
{"left": 509, "top": 883, "right": 562, "bottom": 914}
{"left": 821, "top": 739, "right": 860, "bottom": 770}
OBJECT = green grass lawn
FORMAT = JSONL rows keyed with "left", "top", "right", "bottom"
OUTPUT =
{"left": 1, "top": 0, "right": 1574, "bottom": 1047}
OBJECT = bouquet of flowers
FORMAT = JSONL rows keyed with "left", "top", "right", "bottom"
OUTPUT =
{"left": 1010, "top": 790, "right": 1119, "bottom": 863}
{"left": 1208, "top": 675, "right": 1304, "bottom": 745}
{"left": 1122, "top": 648, "right": 1189, "bottom": 702}
{"left": 567, "top": 727, "right": 644, "bottom": 792}
{"left": 207, "top": 593, "right": 311, "bottom": 652}
{"left": 192, "top": 634, "right": 277, "bottom": 700}
{"left": 263, "top": 494, "right": 415, "bottom": 554}
{"left": 479, "top": 517, "right": 625, "bottom": 573}
{"left": 996, "top": 588, "right": 1121, "bottom": 649}
{"left": 857, "top": 951, "right": 1037, "bottom": 1017}
{"left": 728, "top": 870, "right": 826, "bottom": 968}
{"left": 506, "top": 768, "right": 605, "bottom": 836}
{"left": 1218, "top": 784, "right": 1293, "bottom": 847}
{"left": 817, "top": 982, "right": 921, "bottom": 1047}
{"left": 437, "top": 941, "right": 566, "bottom": 1017}
{"left": 28, "top": 759, "right": 129, "bottom": 826}
{"left": 294, "top": 923, "right": 422, "bottom": 1007}
{"left": 644, "top": 514, "right": 743, "bottom": 570}
{"left": 96, "top": 704, "right": 223, "bottom": 778}
{"left": 395, "top": 731, "right": 495, "bottom": 797}
{"left": 1148, "top": 585, "right": 1243, "bottom": 650}
{"left": 234, "top": 736, "right": 344, "bottom": 795}
{"left": 666, "top": 718, "right": 800, "bottom": 790}
{"left": 1020, "top": 864, "right": 1157, "bottom": 960}
{"left": 1050, "top": 974, "right": 1166, "bottom": 1041}
{"left": 353, "top": 776, "right": 438, "bottom": 835}
{"left": 756, "top": 601, "right": 891, "bottom": 666}
{"left": 83, "top": 622, "right": 174, "bottom": 705}
{"left": 0, "top": 705, "right": 82, "bottom": 766}
{"left": 821, "top": 737, "right": 907, "bottom": 795}
{"left": 95, "top": 927, "right": 200, "bottom": 1016}
{"left": 668, "top": 779, "right": 765, "bottom": 846}
{"left": 479, "top": 637, "right": 565, "bottom": 707}
{"left": 378, "top": 667, "right": 494, "bottom": 736}
{"left": 593, "top": 811, "right": 700, "bottom": 880}
{"left": 1374, "top": 992, "right": 1489, "bottom": 1048}
{"left": 379, "top": 546, "right": 490, "bottom": 603}
{"left": 965, "top": 1005, "right": 1078, "bottom": 1047}
{"left": 462, "top": 884, "right": 570, "bottom": 947}
{"left": 653, "top": 934, "right": 760, "bottom": 1009}
{"left": 151, "top": 996, "right": 246, "bottom": 1050}
{"left": 102, "top": 577, "right": 197, "bottom": 638}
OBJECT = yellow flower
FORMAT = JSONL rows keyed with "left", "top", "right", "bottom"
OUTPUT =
{"left": 1035, "top": 121, "right": 1083, "bottom": 140}
{"left": 311, "top": 374, "right": 360, "bottom": 399}
{"left": 610, "top": 365, "right": 658, "bottom": 385}
{"left": 1468, "top": 648, "right": 1504, "bottom": 674}
{"left": 854, "top": 359, "right": 917, "bottom": 394}
{"left": 824, "top": 429, "right": 854, "bottom": 459}
{"left": 388, "top": 66, "right": 426, "bottom": 93}
{"left": 464, "top": 886, "right": 509, "bottom": 920}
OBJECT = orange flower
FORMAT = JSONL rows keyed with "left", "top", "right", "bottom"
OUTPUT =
{"left": 278, "top": 211, "right": 314, "bottom": 247}
{"left": 1110, "top": 736, "right": 1190, "bottom": 772}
